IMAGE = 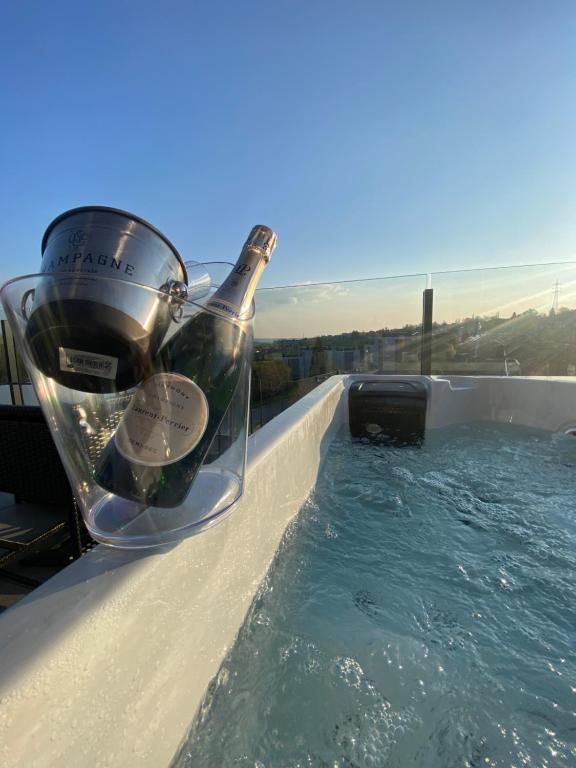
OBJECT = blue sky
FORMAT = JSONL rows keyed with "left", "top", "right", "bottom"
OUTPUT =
{"left": 1, "top": 0, "right": 576, "bottom": 289}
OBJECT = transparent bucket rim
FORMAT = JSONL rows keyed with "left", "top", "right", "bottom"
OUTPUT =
{"left": 0, "top": 265, "right": 256, "bottom": 323}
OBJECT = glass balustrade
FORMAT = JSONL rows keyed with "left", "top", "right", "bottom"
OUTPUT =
{"left": 252, "top": 273, "right": 427, "bottom": 429}
{"left": 3, "top": 262, "right": 576, "bottom": 426}
{"left": 430, "top": 262, "right": 576, "bottom": 376}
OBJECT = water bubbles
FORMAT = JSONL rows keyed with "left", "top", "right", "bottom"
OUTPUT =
{"left": 332, "top": 656, "right": 366, "bottom": 691}
{"left": 391, "top": 466, "right": 414, "bottom": 483}
{"left": 325, "top": 523, "right": 338, "bottom": 539}
{"left": 329, "top": 699, "right": 417, "bottom": 767}
{"left": 175, "top": 424, "right": 576, "bottom": 767}
{"left": 352, "top": 590, "right": 379, "bottom": 620}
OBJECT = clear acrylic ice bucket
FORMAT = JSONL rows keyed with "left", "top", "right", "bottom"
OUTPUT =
{"left": 0, "top": 270, "right": 252, "bottom": 548}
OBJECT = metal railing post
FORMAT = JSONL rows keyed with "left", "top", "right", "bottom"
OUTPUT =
{"left": 1, "top": 319, "right": 23, "bottom": 405}
{"left": 421, "top": 286, "right": 433, "bottom": 376}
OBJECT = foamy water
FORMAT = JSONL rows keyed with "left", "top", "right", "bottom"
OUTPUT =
{"left": 176, "top": 423, "right": 576, "bottom": 767}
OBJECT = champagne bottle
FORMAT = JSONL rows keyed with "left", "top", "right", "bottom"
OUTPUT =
{"left": 93, "top": 225, "right": 277, "bottom": 507}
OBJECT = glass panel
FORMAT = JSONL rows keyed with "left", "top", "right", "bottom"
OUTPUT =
{"left": 15, "top": 349, "right": 31, "bottom": 383}
{"left": 430, "top": 262, "right": 576, "bottom": 376}
{"left": 0, "top": 306, "right": 7, "bottom": 387}
{"left": 0, "top": 317, "right": 30, "bottom": 385}
{"left": 0, "top": 329, "right": 7, "bottom": 385}
{"left": 5, "top": 261, "right": 576, "bottom": 423}
{"left": 252, "top": 274, "right": 427, "bottom": 429}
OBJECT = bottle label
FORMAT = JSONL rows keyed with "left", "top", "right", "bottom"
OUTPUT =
{"left": 115, "top": 372, "right": 209, "bottom": 467}
{"left": 205, "top": 247, "right": 265, "bottom": 321}
{"left": 205, "top": 297, "right": 243, "bottom": 320}
{"left": 59, "top": 347, "right": 118, "bottom": 380}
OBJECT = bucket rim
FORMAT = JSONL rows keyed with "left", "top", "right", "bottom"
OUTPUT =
{"left": 0, "top": 270, "right": 255, "bottom": 323}
{"left": 41, "top": 206, "right": 188, "bottom": 283}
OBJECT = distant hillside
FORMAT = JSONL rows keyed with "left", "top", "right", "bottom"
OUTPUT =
{"left": 255, "top": 307, "right": 576, "bottom": 377}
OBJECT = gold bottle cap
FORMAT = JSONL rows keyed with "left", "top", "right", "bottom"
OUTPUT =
{"left": 244, "top": 225, "right": 277, "bottom": 261}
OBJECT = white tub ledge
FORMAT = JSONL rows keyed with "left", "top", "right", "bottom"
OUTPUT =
{"left": 0, "top": 375, "right": 347, "bottom": 768}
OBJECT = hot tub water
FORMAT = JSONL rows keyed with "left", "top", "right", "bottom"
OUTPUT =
{"left": 176, "top": 423, "right": 576, "bottom": 767}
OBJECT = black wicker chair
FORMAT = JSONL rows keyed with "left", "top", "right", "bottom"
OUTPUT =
{"left": 0, "top": 405, "right": 86, "bottom": 587}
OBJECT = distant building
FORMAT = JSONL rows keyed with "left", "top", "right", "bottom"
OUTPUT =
{"left": 371, "top": 334, "right": 419, "bottom": 370}
{"left": 326, "top": 348, "right": 360, "bottom": 371}
{"left": 282, "top": 349, "right": 313, "bottom": 380}
{"left": 372, "top": 335, "right": 403, "bottom": 369}
{"left": 282, "top": 356, "right": 300, "bottom": 380}
{"left": 301, "top": 348, "right": 313, "bottom": 376}
{"left": 363, "top": 345, "right": 374, "bottom": 370}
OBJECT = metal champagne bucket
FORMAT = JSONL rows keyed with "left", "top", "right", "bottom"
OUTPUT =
{"left": 24, "top": 207, "right": 193, "bottom": 393}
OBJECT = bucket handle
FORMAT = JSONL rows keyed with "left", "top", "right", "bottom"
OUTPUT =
{"left": 21, "top": 288, "right": 35, "bottom": 321}
{"left": 161, "top": 280, "right": 188, "bottom": 323}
